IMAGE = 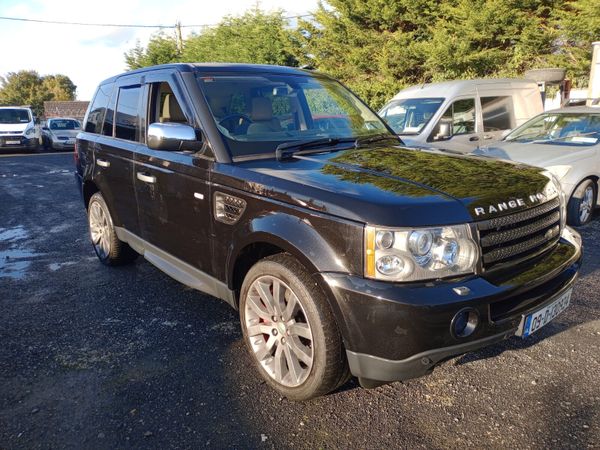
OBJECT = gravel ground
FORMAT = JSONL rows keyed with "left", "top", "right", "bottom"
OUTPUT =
{"left": 1, "top": 153, "right": 599, "bottom": 449}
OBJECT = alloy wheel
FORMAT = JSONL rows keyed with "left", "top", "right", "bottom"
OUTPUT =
{"left": 89, "top": 202, "right": 111, "bottom": 259}
{"left": 579, "top": 185, "right": 594, "bottom": 224}
{"left": 244, "top": 275, "right": 314, "bottom": 387}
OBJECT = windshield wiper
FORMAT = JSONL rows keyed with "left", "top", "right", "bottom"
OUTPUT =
{"left": 275, "top": 138, "right": 351, "bottom": 161}
{"left": 354, "top": 134, "right": 401, "bottom": 148}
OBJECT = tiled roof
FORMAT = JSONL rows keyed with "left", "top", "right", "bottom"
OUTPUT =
{"left": 44, "top": 101, "right": 89, "bottom": 121}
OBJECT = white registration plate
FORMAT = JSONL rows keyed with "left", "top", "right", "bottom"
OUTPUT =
{"left": 66, "top": 139, "right": 74, "bottom": 145}
{"left": 6, "top": 140, "right": 20, "bottom": 145}
{"left": 518, "top": 289, "right": 572, "bottom": 338}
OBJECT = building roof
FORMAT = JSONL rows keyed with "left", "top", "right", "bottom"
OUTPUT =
{"left": 43, "top": 101, "right": 89, "bottom": 120}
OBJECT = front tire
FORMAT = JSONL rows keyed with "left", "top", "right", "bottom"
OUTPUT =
{"left": 88, "top": 192, "right": 138, "bottom": 265}
{"left": 239, "top": 254, "right": 348, "bottom": 400}
{"left": 567, "top": 179, "right": 597, "bottom": 226}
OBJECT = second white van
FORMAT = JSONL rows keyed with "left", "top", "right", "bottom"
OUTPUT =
{"left": 379, "top": 79, "right": 543, "bottom": 153}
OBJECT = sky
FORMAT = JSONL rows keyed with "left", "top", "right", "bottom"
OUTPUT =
{"left": 0, "top": 0, "right": 318, "bottom": 101}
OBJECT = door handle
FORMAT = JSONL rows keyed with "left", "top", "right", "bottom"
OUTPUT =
{"left": 97, "top": 158, "right": 110, "bottom": 168}
{"left": 483, "top": 135, "right": 493, "bottom": 140}
{"left": 137, "top": 172, "right": 156, "bottom": 184}
{"left": 469, "top": 136, "right": 479, "bottom": 142}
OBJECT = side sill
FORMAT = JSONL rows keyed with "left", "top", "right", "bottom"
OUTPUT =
{"left": 115, "top": 226, "right": 237, "bottom": 309}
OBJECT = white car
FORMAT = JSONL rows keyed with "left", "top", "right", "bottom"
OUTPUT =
{"left": 0, "top": 106, "right": 40, "bottom": 151}
{"left": 473, "top": 107, "right": 600, "bottom": 226}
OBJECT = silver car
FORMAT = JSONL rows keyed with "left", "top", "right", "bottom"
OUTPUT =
{"left": 473, "top": 107, "right": 600, "bottom": 226}
{"left": 42, "top": 118, "right": 81, "bottom": 151}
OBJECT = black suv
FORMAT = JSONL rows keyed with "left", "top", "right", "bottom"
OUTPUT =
{"left": 76, "top": 63, "right": 582, "bottom": 400}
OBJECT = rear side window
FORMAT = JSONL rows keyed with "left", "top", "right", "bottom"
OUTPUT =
{"left": 115, "top": 86, "right": 141, "bottom": 141}
{"left": 481, "top": 96, "right": 515, "bottom": 131}
{"left": 84, "top": 84, "right": 112, "bottom": 133}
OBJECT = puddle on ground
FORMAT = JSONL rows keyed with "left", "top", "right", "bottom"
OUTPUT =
{"left": 48, "top": 261, "right": 77, "bottom": 272}
{"left": 0, "top": 226, "right": 28, "bottom": 242}
{"left": 0, "top": 248, "right": 42, "bottom": 279}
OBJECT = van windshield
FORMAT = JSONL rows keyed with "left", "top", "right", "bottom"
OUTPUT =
{"left": 0, "top": 109, "right": 31, "bottom": 124}
{"left": 197, "top": 73, "right": 391, "bottom": 158}
{"left": 379, "top": 98, "right": 444, "bottom": 135}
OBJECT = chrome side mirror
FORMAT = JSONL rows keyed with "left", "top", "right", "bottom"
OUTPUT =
{"left": 147, "top": 122, "right": 203, "bottom": 152}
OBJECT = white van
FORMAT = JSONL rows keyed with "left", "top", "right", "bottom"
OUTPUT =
{"left": 379, "top": 79, "right": 543, "bottom": 153}
{"left": 0, "top": 106, "right": 40, "bottom": 152}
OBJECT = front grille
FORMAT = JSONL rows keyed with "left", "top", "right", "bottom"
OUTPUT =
{"left": 477, "top": 197, "right": 561, "bottom": 270}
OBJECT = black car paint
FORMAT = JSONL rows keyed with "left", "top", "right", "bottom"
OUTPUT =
{"left": 75, "top": 63, "right": 582, "bottom": 385}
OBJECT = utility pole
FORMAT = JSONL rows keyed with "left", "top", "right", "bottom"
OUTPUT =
{"left": 175, "top": 21, "right": 183, "bottom": 55}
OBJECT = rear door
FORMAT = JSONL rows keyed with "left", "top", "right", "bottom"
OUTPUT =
{"left": 91, "top": 78, "right": 141, "bottom": 235}
{"left": 133, "top": 73, "right": 214, "bottom": 274}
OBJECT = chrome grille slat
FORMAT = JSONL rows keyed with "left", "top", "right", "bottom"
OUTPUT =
{"left": 477, "top": 198, "right": 560, "bottom": 231}
{"left": 480, "top": 211, "right": 561, "bottom": 247}
{"left": 477, "top": 198, "right": 562, "bottom": 269}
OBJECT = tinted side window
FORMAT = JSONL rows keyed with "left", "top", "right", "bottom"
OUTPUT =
{"left": 481, "top": 96, "right": 515, "bottom": 131}
{"left": 84, "top": 84, "right": 112, "bottom": 133}
{"left": 115, "top": 86, "right": 141, "bottom": 141}
{"left": 102, "top": 89, "right": 117, "bottom": 137}
{"left": 440, "top": 98, "right": 476, "bottom": 135}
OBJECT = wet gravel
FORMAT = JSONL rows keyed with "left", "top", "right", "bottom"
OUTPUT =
{"left": 1, "top": 153, "right": 599, "bottom": 449}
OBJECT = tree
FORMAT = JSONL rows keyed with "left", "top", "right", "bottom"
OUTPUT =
{"left": 0, "top": 70, "right": 76, "bottom": 116}
{"left": 124, "top": 9, "right": 298, "bottom": 70}
{"left": 124, "top": 32, "right": 180, "bottom": 70}
{"left": 294, "top": 0, "right": 599, "bottom": 109}
{"left": 182, "top": 8, "right": 297, "bottom": 66}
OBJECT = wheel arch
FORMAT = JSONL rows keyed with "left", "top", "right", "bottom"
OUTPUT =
{"left": 82, "top": 179, "right": 100, "bottom": 209}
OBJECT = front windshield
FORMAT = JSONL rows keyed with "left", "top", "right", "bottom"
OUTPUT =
{"left": 0, "top": 109, "right": 31, "bottom": 124}
{"left": 49, "top": 119, "right": 80, "bottom": 130}
{"left": 379, "top": 98, "right": 444, "bottom": 135}
{"left": 506, "top": 113, "right": 600, "bottom": 146}
{"left": 197, "top": 73, "right": 390, "bottom": 157}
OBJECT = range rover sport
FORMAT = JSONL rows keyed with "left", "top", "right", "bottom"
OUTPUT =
{"left": 75, "top": 64, "right": 582, "bottom": 400}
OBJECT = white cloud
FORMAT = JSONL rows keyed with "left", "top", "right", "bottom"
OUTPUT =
{"left": 0, "top": 0, "right": 317, "bottom": 100}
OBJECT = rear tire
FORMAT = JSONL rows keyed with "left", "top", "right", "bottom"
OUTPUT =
{"left": 88, "top": 192, "right": 138, "bottom": 266}
{"left": 239, "top": 254, "right": 348, "bottom": 400}
{"left": 567, "top": 179, "right": 597, "bottom": 226}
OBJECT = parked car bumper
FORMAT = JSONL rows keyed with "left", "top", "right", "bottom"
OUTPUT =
{"left": 0, "top": 136, "right": 38, "bottom": 150}
{"left": 319, "top": 227, "right": 582, "bottom": 383}
{"left": 51, "top": 139, "right": 76, "bottom": 150}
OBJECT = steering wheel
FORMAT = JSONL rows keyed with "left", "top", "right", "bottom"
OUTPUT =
{"left": 219, "top": 113, "right": 252, "bottom": 133}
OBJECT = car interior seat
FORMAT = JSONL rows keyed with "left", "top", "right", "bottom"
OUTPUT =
{"left": 160, "top": 94, "right": 187, "bottom": 124}
{"left": 246, "top": 97, "right": 282, "bottom": 134}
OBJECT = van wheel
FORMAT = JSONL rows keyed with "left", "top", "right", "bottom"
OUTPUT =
{"left": 88, "top": 192, "right": 138, "bottom": 265}
{"left": 568, "top": 179, "right": 597, "bottom": 226}
{"left": 239, "top": 254, "right": 348, "bottom": 400}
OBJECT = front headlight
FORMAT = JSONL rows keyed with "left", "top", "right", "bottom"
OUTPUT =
{"left": 365, "top": 224, "right": 479, "bottom": 282}
{"left": 24, "top": 127, "right": 35, "bottom": 136}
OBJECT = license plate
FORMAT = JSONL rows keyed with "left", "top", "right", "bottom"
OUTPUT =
{"left": 518, "top": 289, "right": 572, "bottom": 338}
{"left": 6, "top": 140, "right": 20, "bottom": 145}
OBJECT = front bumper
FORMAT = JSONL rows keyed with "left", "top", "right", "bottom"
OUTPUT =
{"left": 0, "top": 136, "right": 38, "bottom": 150}
{"left": 51, "top": 139, "right": 75, "bottom": 150}
{"left": 320, "top": 227, "right": 582, "bottom": 383}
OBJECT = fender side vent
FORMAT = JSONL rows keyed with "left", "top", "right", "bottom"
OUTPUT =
{"left": 214, "top": 192, "right": 247, "bottom": 225}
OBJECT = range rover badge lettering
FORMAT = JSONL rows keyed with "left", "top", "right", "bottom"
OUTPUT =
{"left": 474, "top": 193, "right": 546, "bottom": 216}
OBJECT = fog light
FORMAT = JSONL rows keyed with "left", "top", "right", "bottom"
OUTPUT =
{"left": 451, "top": 308, "right": 479, "bottom": 338}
